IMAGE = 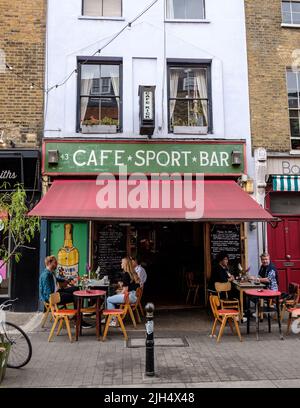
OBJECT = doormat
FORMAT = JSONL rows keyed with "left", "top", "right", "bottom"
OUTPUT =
{"left": 127, "top": 336, "right": 189, "bottom": 348}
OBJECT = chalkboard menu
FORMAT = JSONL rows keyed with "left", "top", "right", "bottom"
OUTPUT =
{"left": 210, "top": 224, "right": 241, "bottom": 263}
{"left": 96, "top": 224, "right": 127, "bottom": 281}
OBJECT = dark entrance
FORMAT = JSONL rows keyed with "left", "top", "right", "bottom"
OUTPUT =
{"left": 131, "top": 222, "right": 205, "bottom": 308}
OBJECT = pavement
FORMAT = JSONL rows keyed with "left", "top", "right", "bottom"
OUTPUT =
{"left": 2, "top": 308, "right": 300, "bottom": 388}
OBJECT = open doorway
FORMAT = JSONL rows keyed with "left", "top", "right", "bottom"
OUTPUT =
{"left": 130, "top": 222, "right": 205, "bottom": 309}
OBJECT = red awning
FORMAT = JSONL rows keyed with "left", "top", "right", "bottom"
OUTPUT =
{"left": 29, "top": 179, "right": 274, "bottom": 221}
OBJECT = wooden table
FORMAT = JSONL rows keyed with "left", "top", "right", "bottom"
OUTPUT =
{"left": 233, "top": 280, "right": 265, "bottom": 319}
{"left": 245, "top": 289, "right": 283, "bottom": 341}
{"left": 73, "top": 290, "right": 106, "bottom": 341}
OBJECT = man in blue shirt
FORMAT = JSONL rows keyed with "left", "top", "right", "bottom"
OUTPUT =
{"left": 257, "top": 253, "right": 278, "bottom": 291}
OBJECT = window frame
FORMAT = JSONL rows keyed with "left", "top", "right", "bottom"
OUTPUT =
{"left": 282, "top": 1, "right": 300, "bottom": 25}
{"left": 82, "top": 0, "right": 123, "bottom": 18}
{"left": 167, "top": 59, "right": 212, "bottom": 134}
{"left": 76, "top": 57, "right": 123, "bottom": 133}
{"left": 286, "top": 67, "right": 300, "bottom": 150}
{"left": 165, "top": 0, "right": 206, "bottom": 21}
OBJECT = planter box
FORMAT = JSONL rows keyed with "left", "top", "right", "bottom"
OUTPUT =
{"left": 0, "top": 343, "right": 10, "bottom": 384}
{"left": 173, "top": 126, "right": 208, "bottom": 135}
{"left": 81, "top": 125, "right": 117, "bottom": 134}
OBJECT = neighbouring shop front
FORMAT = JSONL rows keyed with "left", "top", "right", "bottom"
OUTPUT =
{"left": 266, "top": 156, "right": 300, "bottom": 293}
{"left": 0, "top": 149, "right": 41, "bottom": 311}
{"left": 30, "top": 140, "right": 272, "bottom": 309}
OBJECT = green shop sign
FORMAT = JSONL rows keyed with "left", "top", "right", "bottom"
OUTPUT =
{"left": 43, "top": 140, "right": 245, "bottom": 175}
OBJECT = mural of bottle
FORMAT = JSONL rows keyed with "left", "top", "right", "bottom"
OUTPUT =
{"left": 57, "top": 223, "right": 79, "bottom": 279}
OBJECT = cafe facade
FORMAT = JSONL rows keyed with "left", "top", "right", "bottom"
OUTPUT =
{"left": 29, "top": 139, "right": 272, "bottom": 307}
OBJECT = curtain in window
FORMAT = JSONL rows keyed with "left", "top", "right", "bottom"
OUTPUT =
{"left": 195, "top": 70, "right": 208, "bottom": 125}
{"left": 169, "top": 70, "right": 179, "bottom": 123}
{"left": 110, "top": 69, "right": 120, "bottom": 112}
{"left": 103, "top": 0, "right": 122, "bottom": 17}
{"left": 80, "top": 66, "right": 96, "bottom": 123}
{"left": 166, "top": 0, "right": 175, "bottom": 19}
{"left": 84, "top": 0, "right": 102, "bottom": 16}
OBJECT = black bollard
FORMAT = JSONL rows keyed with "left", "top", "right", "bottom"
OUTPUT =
{"left": 145, "top": 302, "right": 155, "bottom": 377}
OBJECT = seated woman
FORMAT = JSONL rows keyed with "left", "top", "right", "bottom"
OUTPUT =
{"left": 106, "top": 256, "right": 140, "bottom": 326}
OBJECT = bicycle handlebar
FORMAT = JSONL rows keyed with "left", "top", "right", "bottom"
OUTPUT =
{"left": 0, "top": 298, "right": 18, "bottom": 310}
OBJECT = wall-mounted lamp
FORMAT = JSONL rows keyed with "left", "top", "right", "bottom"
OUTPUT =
{"left": 48, "top": 149, "right": 59, "bottom": 165}
{"left": 245, "top": 178, "right": 254, "bottom": 194}
{"left": 249, "top": 221, "right": 257, "bottom": 231}
{"left": 231, "top": 150, "right": 242, "bottom": 166}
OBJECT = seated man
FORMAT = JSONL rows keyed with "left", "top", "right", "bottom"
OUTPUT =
{"left": 131, "top": 256, "right": 147, "bottom": 288}
{"left": 39, "top": 255, "right": 92, "bottom": 328}
{"left": 256, "top": 253, "right": 278, "bottom": 291}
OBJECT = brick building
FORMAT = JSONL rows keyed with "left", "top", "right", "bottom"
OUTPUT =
{"left": 245, "top": 0, "right": 300, "bottom": 291}
{"left": 0, "top": 0, "right": 46, "bottom": 310}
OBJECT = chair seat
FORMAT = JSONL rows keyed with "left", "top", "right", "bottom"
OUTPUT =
{"left": 103, "top": 309, "right": 124, "bottom": 315}
{"left": 218, "top": 309, "right": 239, "bottom": 315}
{"left": 80, "top": 307, "right": 96, "bottom": 313}
{"left": 53, "top": 309, "right": 77, "bottom": 316}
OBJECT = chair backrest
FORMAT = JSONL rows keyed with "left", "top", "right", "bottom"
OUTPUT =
{"left": 135, "top": 287, "right": 143, "bottom": 304}
{"left": 289, "top": 282, "right": 300, "bottom": 303}
{"left": 215, "top": 282, "right": 231, "bottom": 299}
{"left": 49, "top": 292, "right": 61, "bottom": 313}
{"left": 209, "top": 294, "right": 221, "bottom": 319}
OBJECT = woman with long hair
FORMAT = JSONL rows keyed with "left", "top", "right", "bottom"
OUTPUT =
{"left": 106, "top": 256, "right": 140, "bottom": 326}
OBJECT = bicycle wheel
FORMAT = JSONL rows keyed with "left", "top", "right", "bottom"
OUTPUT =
{"left": 3, "top": 322, "right": 32, "bottom": 368}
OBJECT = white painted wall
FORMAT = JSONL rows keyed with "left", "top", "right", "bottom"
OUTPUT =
{"left": 45, "top": 0, "right": 251, "bottom": 144}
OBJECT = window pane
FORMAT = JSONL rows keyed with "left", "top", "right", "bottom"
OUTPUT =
{"left": 292, "top": 12, "right": 300, "bottom": 23}
{"left": 171, "top": 67, "right": 207, "bottom": 99}
{"left": 291, "top": 2, "right": 300, "bottom": 12}
{"left": 290, "top": 110, "right": 299, "bottom": 118}
{"left": 287, "top": 71, "right": 297, "bottom": 91}
{"left": 103, "top": 0, "right": 122, "bottom": 17}
{"left": 186, "top": 0, "right": 204, "bottom": 19}
{"left": 290, "top": 118, "right": 300, "bottom": 136}
{"left": 171, "top": 99, "right": 208, "bottom": 127}
{"left": 83, "top": 0, "right": 102, "bottom": 16}
{"left": 282, "top": 11, "right": 292, "bottom": 23}
{"left": 289, "top": 98, "right": 299, "bottom": 108}
{"left": 282, "top": 1, "right": 291, "bottom": 12}
{"left": 292, "top": 138, "right": 300, "bottom": 149}
{"left": 81, "top": 64, "right": 119, "bottom": 97}
{"left": 81, "top": 97, "right": 119, "bottom": 126}
{"left": 173, "top": 0, "right": 185, "bottom": 18}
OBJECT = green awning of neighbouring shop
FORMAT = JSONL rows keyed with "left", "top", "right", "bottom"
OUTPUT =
{"left": 273, "top": 175, "right": 300, "bottom": 192}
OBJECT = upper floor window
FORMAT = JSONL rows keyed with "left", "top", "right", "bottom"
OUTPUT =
{"left": 78, "top": 59, "right": 122, "bottom": 133}
{"left": 282, "top": 1, "right": 300, "bottom": 24}
{"left": 83, "top": 0, "right": 122, "bottom": 17}
{"left": 166, "top": 0, "right": 205, "bottom": 20}
{"left": 168, "top": 63, "right": 211, "bottom": 133}
{"left": 287, "top": 68, "right": 300, "bottom": 149}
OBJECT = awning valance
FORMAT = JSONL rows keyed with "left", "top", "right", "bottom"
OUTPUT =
{"left": 29, "top": 179, "right": 274, "bottom": 222}
{"left": 273, "top": 175, "right": 300, "bottom": 192}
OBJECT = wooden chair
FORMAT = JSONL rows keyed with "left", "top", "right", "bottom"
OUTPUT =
{"left": 41, "top": 301, "right": 52, "bottom": 328}
{"left": 120, "top": 291, "right": 137, "bottom": 328}
{"left": 209, "top": 294, "right": 242, "bottom": 342}
{"left": 138, "top": 287, "right": 145, "bottom": 317}
{"left": 286, "top": 307, "right": 300, "bottom": 335}
{"left": 185, "top": 271, "right": 200, "bottom": 305}
{"left": 48, "top": 293, "right": 77, "bottom": 343}
{"left": 102, "top": 292, "right": 129, "bottom": 341}
{"left": 280, "top": 282, "right": 300, "bottom": 322}
{"left": 129, "top": 287, "right": 144, "bottom": 323}
{"left": 214, "top": 282, "right": 240, "bottom": 313}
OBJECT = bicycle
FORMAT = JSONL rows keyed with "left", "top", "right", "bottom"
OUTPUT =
{"left": 0, "top": 299, "right": 32, "bottom": 369}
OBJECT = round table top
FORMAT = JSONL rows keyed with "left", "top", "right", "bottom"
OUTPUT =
{"left": 73, "top": 289, "right": 106, "bottom": 297}
{"left": 244, "top": 289, "right": 281, "bottom": 297}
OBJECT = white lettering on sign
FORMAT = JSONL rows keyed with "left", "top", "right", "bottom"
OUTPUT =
{"left": 71, "top": 149, "right": 233, "bottom": 169}
{"left": 143, "top": 91, "right": 153, "bottom": 120}
{"left": 282, "top": 161, "right": 300, "bottom": 175}
{"left": 0, "top": 170, "right": 17, "bottom": 179}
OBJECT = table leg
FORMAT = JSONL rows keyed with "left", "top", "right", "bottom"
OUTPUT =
{"left": 76, "top": 298, "right": 81, "bottom": 341}
{"left": 240, "top": 289, "right": 243, "bottom": 320}
{"left": 96, "top": 297, "right": 100, "bottom": 339}
{"left": 256, "top": 299, "right": 260, "bottom": 341}
{"left": 276, "top": 297, "right": 284, "bottom": 340}
{"left": 246, "top": 295, "right": 250, "bottom": 334}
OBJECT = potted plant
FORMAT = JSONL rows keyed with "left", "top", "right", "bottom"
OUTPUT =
{"left": 81, "top": 116, "right": 118, "bottom": 134}
{"left": 173, "top": 117, "right": 208, "bottom": 135}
